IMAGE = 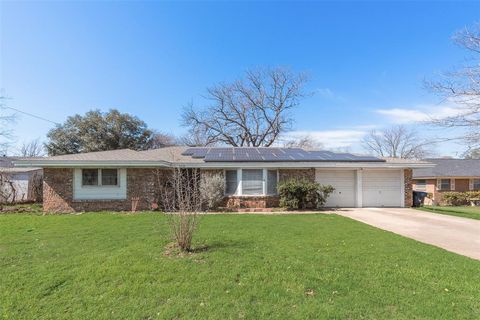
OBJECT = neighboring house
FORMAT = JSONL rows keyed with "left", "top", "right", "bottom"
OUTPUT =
{"left": 0, "top": 156, "right": 43, "bottom": 203}
{"left": 14, "top": 147, "right": 432, "bottom": 212}
{"left": 412, "top": 158, "right": 480, "bottom": 203}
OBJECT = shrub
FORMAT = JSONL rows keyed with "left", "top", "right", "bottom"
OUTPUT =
{"left": 200, "top": 173, "right": 225, "bottom": 210}
{"left": 278, "top": 179, "right": 334, "bottom": 210}
{"left": 441, "top": 192, "right": 468, "bottom": 206}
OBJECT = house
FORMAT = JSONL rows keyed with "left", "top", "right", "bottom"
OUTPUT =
{"left": 0, "top": 156, "right": 43, "bottom": 203}
{"left": 13, "top": 147, "right": 432, "bottom": 212}
{"left": 412, "top": 158, "right": 480, "bottom": 203}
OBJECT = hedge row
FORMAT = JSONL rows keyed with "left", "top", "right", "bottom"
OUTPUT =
{"left": 441, "top": 191, "right": 480, "bottom": 206}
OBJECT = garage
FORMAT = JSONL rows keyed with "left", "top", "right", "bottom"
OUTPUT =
{"left": 362, "top": 170, "right": 403, "bottom": 207}
{"left": 316, "top": 170, "right": 356, "bottom": 207}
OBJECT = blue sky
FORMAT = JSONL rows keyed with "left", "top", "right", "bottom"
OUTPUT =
{"left": 1, "top": 1, "right": 479, "bottom": 156}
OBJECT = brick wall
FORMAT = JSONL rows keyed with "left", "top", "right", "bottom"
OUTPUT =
{"left": 278, "top": 168, "right": 315, "bottom": 182}
{"left": 404, "top": 169, "right": 413, "bottom": 207}
{"left": 225, "top": 196, "right": 279, "bottom": 209}
{"left": 43, "top": 168, "right": 170, "bottom": 213}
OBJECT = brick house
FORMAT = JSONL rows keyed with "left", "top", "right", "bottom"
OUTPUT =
{"left": 412, "top": 158, "right": 480, "bottom": 204}
{"left": 14, "top": 147, "right": 432, "bottom": 212}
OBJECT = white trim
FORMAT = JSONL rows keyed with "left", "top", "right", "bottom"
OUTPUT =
{"left": 356, "top": 169, "right": 363, "bottom": 207}
{"left": 236, "top": 168, "right": 242, "bottom": 196}
{"left": 400, "top": 169, "right": 405, "bottom": 208}
{"left": 224, "top": 168, "right": 278, "bottom": 197}
{"left": 73, "top": 168, "right": 127, "bottom": 200}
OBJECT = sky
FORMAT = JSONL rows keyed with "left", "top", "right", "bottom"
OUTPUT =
{"left": 1, "top": 1, "right": 479, "bottom": 156}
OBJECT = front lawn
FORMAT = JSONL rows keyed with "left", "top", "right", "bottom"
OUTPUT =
{"left": 1, "top": 213, "right": 479, "bottom": 319}
{"left": 416, "top": 205, "right": 480, "bottom": 220}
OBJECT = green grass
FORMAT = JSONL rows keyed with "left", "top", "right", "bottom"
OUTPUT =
{"left": 1, "top": 213, "right": 479, "bottom": 319}
{"left": 416, "top": 205, "right": 480, "bottom": 220}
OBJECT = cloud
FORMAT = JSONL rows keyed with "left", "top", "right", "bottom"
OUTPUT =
{"left": 285, "top": 129, "right": 368, "bottom": 149}
{"left": 376, "top": 104, "right": 463, "bottom": 124}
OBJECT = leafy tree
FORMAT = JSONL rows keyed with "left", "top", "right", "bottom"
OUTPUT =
{"left": 46, "top": 109, "right": 153, "bottom": 155}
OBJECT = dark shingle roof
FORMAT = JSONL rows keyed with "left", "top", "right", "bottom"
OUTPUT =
{"left": 413, "top": 159, "right": 480, "bottom": 178}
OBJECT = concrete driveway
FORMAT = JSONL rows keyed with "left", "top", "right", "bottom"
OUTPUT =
{"left": 336, "top": 208, "right": 480, "bottom": 260}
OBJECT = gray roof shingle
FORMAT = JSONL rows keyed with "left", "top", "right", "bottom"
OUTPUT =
{"left": 413, "top": 159, "right": 480, "bottom": 178}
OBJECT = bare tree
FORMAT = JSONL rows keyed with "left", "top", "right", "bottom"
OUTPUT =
{"left": 0, "top": 171, "right": 16, "bottom": 204}
{"left": 362, "top": 125, "right": 433, "bottom": 159}
{"left": 19, "top": 139, "right": 45, "bottom": 157}
{"left": 282, "top": 135, "right": 323, "bottom": 150}
{"left": 150, "top": 131, "right": 178, "bottom": 149}
{"left": 0, "top": 97, "right": 15, "bottom": 154}
{"left": 158, "top": 167, "right": 202, "bottom": 252}
{"left": 427, "top": 23, "right": 480, "bottom": 146}
{"left": 182, "top": 67, "right": 308, "bottom": 147}
{"left": 179, "top": 127, "right": 215, "bottom": 147}
{"left": 463, "top": 147, "right": 480, "bottom": 159}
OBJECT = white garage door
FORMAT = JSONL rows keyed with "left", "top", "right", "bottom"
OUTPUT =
{"left": 362, "top": 170, "right": 402, "bottom": 207}
{"left": 316, "top": 170, "right": 356, "bottom": 207}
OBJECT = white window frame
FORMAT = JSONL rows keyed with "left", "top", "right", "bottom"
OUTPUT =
{"left": 438, "top": 178, "right": 451, "bottom": 191}
{"left": 473, "top": 178, "right": 480, "bottom": 190}
{"left": 223, "top": 168, "right": 278, "bottom": 196}
{"left": 81, "top": 168, "right": 120, "bottom": 188}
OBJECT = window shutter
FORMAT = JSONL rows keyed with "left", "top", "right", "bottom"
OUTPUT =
{"left": 469, "top": 179, "right": 474, "bottom": 191}
{"left": 450, "top": 179, "right": 455, "bottom": 191}
{"left": 436, "top": 179, "right": 441, "bottom": 190}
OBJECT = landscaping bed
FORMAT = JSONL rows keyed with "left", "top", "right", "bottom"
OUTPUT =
{"left": 1, "top": 213, "right": 479, "bottom": 319}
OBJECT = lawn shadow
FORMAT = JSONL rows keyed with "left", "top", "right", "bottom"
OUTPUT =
{"left": 193, "top": 239, "right": 253, "bottom": 252}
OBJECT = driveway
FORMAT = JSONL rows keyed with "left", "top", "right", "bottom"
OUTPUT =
{"left": 336, "top": 208, "right": 480, "bottom": 260}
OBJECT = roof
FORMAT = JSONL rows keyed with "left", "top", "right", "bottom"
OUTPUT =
{"left": 0, "top": 156, "right": 42, "bottom": 173}
{"left": 13, "top": 146, "right": 434, "bottom": 169}
{"left": 413, "top": 158, "right": 480, "bottom": 178}
{"left": 181, "top": 147, "right": 385, "bottom": 162}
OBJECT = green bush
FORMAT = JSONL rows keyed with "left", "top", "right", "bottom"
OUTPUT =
{"left": 278, "top": 179, "right": 334, "bottom": 210}
{"left": 441, "top": 192, "right": 469, "bottom": 206}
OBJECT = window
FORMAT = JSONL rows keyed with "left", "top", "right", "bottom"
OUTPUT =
{"left": 225, "top": 170, "right": 238, "bottom": 195}
{"left": 474, "top": 179, "right": 480, "bottom": 190}
{"left": 102, "top": 169, "right": 118, "bottom": 186}
{"left": 82, "top": 169, "right": 119, "bottom": 186}
{"left": 440, "top": 179, "right": 451, "bottom": 190}
{"left": 242, "top": 169, "right": 263, "bottom": 195}
{"left": 267, "top": 170, "right": 278, "bottom": 195}
{"left": 82, "top": 169, "right": 98, "bottom": 186}
{"left": 415, "top": 179, "right": 426, "bottom": 191}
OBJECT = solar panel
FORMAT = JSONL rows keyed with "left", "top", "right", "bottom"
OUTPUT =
{"left": 182, "top": 147, "right": 385, "bottom": 162}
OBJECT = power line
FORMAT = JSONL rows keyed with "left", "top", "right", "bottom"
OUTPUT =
{"left": 3, "top": 106, "right": 61, "bottom": 125}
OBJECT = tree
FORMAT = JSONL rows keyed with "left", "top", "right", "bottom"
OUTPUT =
{"left": 179, "top": 127, "right": 214, "bottom": 147}
{"left": 282, "top": 135, "right": 322, "bottom": 150}
{"left": 463, "top": 148, "right": 480, "bottom": 159}
{"left": 427, "top": 23, "right": 480, "bottom": 146}
{"left": 19, "top": 138, "right": 45, "bottom": 157}
{"left": 150, "top": 131, "right": 178, "bottom": 149}
{"left": 0, "top": 97, "right": 15, "bottom": 155}
{"left": 362, "top": 125, "right": 433, "bottom": 159}
{"left": 182, "top": 67, "right": 308, "bottom": 147}
{"left": 158, "top": 168, "right": 202, "bottom": 252}
{"left": 46, "top": 109, "right": 154, "bottom": 155}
